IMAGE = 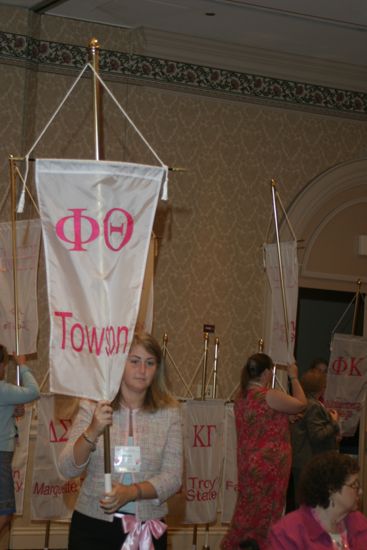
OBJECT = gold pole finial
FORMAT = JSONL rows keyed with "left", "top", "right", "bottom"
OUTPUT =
{"left": 258, "top": 338, "right": 264, "bottom": 352}
{"left": 352, "top": 279, "right": 362, "bottom": 335}
{"left": 89, "top": 38, "right": 100, "bottom": 50}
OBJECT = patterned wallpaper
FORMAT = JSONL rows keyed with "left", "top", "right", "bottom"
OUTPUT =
{"left": 1, "top": 7, "right": 367, "bottom": 399}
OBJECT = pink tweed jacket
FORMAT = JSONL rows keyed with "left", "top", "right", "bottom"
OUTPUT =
{"left": 58, "top": 399, "right": 183, "bottom": 522}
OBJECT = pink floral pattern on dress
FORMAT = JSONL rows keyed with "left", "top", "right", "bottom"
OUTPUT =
{"left": 221, "top": 387, "right": 291, "bottom": 550}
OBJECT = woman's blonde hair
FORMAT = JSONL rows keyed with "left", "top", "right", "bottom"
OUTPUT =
{"left": 112, "top": 332, "right": 178, "bottom": 412}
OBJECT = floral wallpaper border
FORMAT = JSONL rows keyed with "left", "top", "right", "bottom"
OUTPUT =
{"left": 1, "top": 30, "right": 366, "bottom": 117}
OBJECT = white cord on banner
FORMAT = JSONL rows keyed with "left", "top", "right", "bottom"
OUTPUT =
{"left": 86, "top": 63, "right": 168, "bottom": 199}
{"left": 330, "top": 294, "right": 357, "bottom": 345}
{"left": 264, "top": 187, "right": 297, "bottom": 245}
{"left": 17, "top": 62, "right": 168, "bottom": 211}
{"left": 14, "top": 166, "right": 41, "bottom": 216}
{"left": 17, "top": 63, "right": 91, "bottom": 213}
{"left": 275, "top": 191, "right": 297, "bottom": 242}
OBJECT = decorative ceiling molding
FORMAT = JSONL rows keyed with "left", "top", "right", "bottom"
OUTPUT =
{"left": 139, "top": 28, "right": 367, "bottom": 94}
{"left": 0, "top": 30, "right": 366, "bottom": 118}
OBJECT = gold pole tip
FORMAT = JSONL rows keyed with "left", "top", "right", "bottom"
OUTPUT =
{"left": 89, "top": 38, "right": 100, "bottom": 49}
{"left": 271, "top": 179, "right": 277, "bottom": 188}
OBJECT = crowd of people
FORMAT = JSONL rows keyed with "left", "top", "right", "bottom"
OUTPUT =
{"left": 2, "top": 339, "right": 367, "bottom": 550}
{"left": 222, "top": 353, "right": 367, "bottom": 549}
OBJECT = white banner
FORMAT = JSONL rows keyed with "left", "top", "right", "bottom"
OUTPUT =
{"left": 183, "top": 400, "right": 225, "bottom": 524}
{"left": 264, "top": 241, "right": 298, "bottom": 364}
{"left": 0, "top": 219, "right": 41, "bottom": 354}
{"left": 12, "top": 406, "right": 33, "bottom": 515}
{"left": 324, "top": 333, "right": 367, "bottom": 436}
{"left": 221, "top": 403, "right": 237, "bottom": 523}
{"left": 31, "top": 394, "right": 81, "bottom": 520}
{"left": 35, "top": 160, "right": 166, "bottom": 401}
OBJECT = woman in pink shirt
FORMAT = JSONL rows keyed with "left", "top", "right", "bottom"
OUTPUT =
{"left": 267, "top": 451, "right": 367, "bottom": 549}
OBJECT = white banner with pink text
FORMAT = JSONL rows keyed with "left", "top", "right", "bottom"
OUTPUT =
{"left": 12, "top": 406, "right": 33, "bottom": 514}
{"left": 182, "top": 399, "right": 225, "bottom": 524}
{"left": 35, "top": 160, "right": 166, "bottom": 401}
{"left": 264, "top": 240, "right": 298, "bottom": 365}
{"left": 324, "top": 333, "right": 367, "bottom": 437}
{"left": 0, "top": 219, "right": 41, "bottom": 354}
{"left": 31, "top": 393, "right": 81, "bottom": 519}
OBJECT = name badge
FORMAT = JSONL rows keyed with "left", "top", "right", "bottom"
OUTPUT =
{"left": 114, "top": 446, "right": 141, "bottom": 473}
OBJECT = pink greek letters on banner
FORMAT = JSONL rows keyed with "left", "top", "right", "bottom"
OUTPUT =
{"left": 55, "top": 207, "right": 133, "bottom": 252}
{"left": 35, "top": 159, "right": 164, "bottom": 401}
{"left": 330, "top": 356, "right": 364, "bottom": 376}
{"left": 31, "top": 395, "right": 82, "bottom": 519}
{"left": 183, "top": 400, "right": 225, "bottom": 524}
{"left": 324, "top": 334, "right": 367, "bottom": 437}
{"left": 49, "top": 418, "right": 72, "bottom": 443}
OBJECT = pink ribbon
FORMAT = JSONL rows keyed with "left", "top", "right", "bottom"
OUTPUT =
{"left": 121, "top": 515, "right": 167, "bottom": 549}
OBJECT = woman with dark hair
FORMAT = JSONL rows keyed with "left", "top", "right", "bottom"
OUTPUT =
{"left": 291, "top": 369, "right": 340, "bottom": 499}
{"left": 59, "top": 332, "right": 182, "bottom": 550}
{"left": 221, "top": 353, "right": 307, "bottom": 549}
{"left": 267, "top": 451, "right": 367, "bottom": 548}
{"left": 0, "top": 345, "right": 40, "bottom": 535}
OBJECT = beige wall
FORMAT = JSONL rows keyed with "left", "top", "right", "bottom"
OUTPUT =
{"left": 1, "top": 5, "right": 367, "bottom": 547}
{"left": 1, "top": 5, "right": 367, "bottom": 394}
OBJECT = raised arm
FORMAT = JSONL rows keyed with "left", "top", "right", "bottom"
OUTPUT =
{"left": 266, "top": 363, "right": 307, "bottom": 414}
{"left": 0, "top": 354, "right": 40, "bottom": 405}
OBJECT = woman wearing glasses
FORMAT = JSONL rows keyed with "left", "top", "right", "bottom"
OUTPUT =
{"left": 59, "top": 332, "right": 182, "bottom": 550}
{"left": 267, "top": 451, "right": 367, "bottom": 549}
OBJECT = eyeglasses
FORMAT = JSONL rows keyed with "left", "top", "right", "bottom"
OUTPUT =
{"left": 344, "top": 480, "right": 361, "bottom": 491}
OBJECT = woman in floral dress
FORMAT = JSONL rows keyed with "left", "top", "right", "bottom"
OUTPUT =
{"left": 221, "top": 353, "right": 307, "bottom": 550}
